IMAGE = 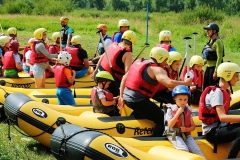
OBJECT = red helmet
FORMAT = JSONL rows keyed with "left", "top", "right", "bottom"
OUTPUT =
{"left": 9, "top": 40, "right": 19, "bottom": 52}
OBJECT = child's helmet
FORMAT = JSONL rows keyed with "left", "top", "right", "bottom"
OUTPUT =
{"left": 172, "top": 85, "right": 191, "bottom": 97}
{"left": 58, "top": 51, "right": 72, "bottom": 66}
{"left": 95, "top": 71, "right": 114, "bottom": 82}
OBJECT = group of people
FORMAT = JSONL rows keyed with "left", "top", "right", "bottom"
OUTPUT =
{"left": 0, "top": 17, "right": 240, "bottom": 158}
{"left": 89, "top": 21, "right": 240, "bottom": 159}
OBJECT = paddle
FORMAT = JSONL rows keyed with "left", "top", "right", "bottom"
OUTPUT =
{"left": 179, "top": 42, "right": 191, "bottom": 77}
{"left": 193, "top": 32, "right": 198, "bottom": 55}
{"left": 184, "top": 36, "right": 192, "bottom": 78}
{"left": 133, "top": 3, "right": 150, "bottom": 63}
{"left": 97, "top": 29, "right": 119, "bottom": 91}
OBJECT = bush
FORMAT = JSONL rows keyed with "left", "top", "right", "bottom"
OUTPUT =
{"left": 4, "top": 0, "right": 33, "bottom": 14}
{"left": 179, "top": 5, "right": 225, "bottom": 25}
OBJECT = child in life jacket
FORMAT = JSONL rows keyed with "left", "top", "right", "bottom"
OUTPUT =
{"left": 91, "top": 71, "right": 120, "bottom": 117}
{"left": 156, "top": 30, "right": 176, "bottom": 52}
{"left": 165, "top": 85, "right": 206, "bottom": 159}
{"left": 152, "top": 51, "right": 182, "bottom": 105}
{"left": 3, "top": 40, "right": 23, "bottom": 78}
{"left": 23, "top": 38, "right": 35, "bottom": 73}
{"left": 54, "top": 51, "right": 76, "bottom": 106}
{"left": 199, "top": 62, "right": 240, "bottom": 158}
{"left": 182, "top": 55, "right": 204, "bottom": 104}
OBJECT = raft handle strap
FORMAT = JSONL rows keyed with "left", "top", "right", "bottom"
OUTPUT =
{"left": 213, "top": 121, "right": 221, "bottom": 153}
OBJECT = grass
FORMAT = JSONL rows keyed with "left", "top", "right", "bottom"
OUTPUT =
{"left": 0, "top": 9, "right": 240, "bottom": 159}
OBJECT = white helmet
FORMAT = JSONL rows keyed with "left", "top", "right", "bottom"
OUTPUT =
{"left": 58, "top": 51, "right": 72, "bottom": 66}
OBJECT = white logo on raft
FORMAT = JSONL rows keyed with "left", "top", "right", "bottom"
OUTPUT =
{"left": 32, "top": 108, "right": 48, "bottom": 118}
{"left": 104, "top": 143, "right": 128, "bottom": 158}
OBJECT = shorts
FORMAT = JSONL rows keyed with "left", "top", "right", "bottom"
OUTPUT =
{"left": 32, "top": 64, "right": 45, "bottom": 78}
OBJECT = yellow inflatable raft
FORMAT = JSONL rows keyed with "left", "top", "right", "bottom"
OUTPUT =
{"left": 0, "top": 72, "right": 96, "bottom": 89}
{"left": 4, "top": 93, "right": 240, "bottom": 159}
{"left": 50, "top": 124, "right": 240, "bottom": 160}
{"left": 50, "top": 124, "right": 204, "bottom": 160}
{"left": 3, "top": 92, "right": 203, "bottom": 147}
{"left": 0, "top": 85, "right": 92, "bottom": 105}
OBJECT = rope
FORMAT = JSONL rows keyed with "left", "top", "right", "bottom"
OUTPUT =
{"left": 58, "top": 128, "right": 140, "bottom": 160}
{"left": 6, "top": 118, "right": 57, "bottom": 139}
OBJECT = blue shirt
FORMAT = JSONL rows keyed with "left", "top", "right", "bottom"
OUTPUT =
{"left": 113, "top": 32, "right": 122, "bottom": 43}
{"left": 170, "top": 47, "right": 176, "bottom": 52}
{"left": 61, "top": 26, "right": 73, "bottom": 47}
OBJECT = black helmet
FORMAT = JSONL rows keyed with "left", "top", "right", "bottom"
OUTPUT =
{"left": 203, "top": 23, "right": 219, "bottom": 32}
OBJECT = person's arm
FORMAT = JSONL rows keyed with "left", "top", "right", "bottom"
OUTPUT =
{"left": 181, "top": 118, "right": 196, "bottom": 133}
{"left": 214, "top": 39, "right": 224, "bottom": 72}
{"left": 65, "top": 69, "right": 75, "bottom": 84}
{"left": 83, "top": 58, "right": 89, "bottom": 69}
{"left": 100, "top": 98, "right": 116, "bottom": 106}
{"left": 122, "top": 52, "right": 132, "bottom": 73}
{"left": 90, "top": 53, "right": 105, "bottom": 79}
{"left": 37, "top": 43, "right": 58, "bottom": 59}
{"left": 168, "top": 107, "right": 184, "bottom": 128}
{"left": 81, "top": 50, "right": 89, "bottom": 69}
{"left": 117, "top": 72, "right": 128, "bottom": 109}
{"left": 14, "top": 54, "right": 23, "bottom": 70}
{"left": 152, "top": 66, "right": 192, "bottom": 89}
{"left": 216, "top": 105, "right": 240, "bottom": 123}
{"left": 15, "top": 62, "right": 23, "bottom": 70}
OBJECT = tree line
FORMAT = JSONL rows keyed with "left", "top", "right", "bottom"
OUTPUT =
{"left": 0, "top": 0, "right": 240, "bottom": 15}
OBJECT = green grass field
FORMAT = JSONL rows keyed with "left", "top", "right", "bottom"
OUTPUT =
{"left": 0, "top": 10, "right": 240, "bottom": 159}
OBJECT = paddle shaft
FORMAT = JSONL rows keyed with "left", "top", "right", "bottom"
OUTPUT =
{"left": 99, "top": 31, "right": 119, "bottom": 91}
{"left": 193, "top": 32, "right": 198, "bottom": 55}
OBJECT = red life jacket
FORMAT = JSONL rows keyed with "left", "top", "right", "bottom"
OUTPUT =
{"left": 125, "top": 59, "right": 161, "bottom": 98}
{"left": 54, "top": 65, "right": 73, "bottom": 88}
{"left": 156, "top": 44, "right": 172, "bottom": 52}
{"left": 170, "top": 104, "right": 192, "bottom": 135}
{"left": 91, "top": 87, "right": 114, "bottom": 107}
{"left": 100, "top": 42, "right": 128, "bottom": 81}
{"left": 23, "top": 46, "right": 31, "bottom": 62}
{"left": 198, "top": 86, "right": 230, "bottom": 125}
{"left": 66, "top": 47, "right": 83, "bottom": 68}
{"left": 49, "top": 44, "right": 60, "bottom": 54}
{"left": 30, "top": 40, "right": 49, "bottom": 64}
{"left": 3, "top": 51, "right": 17, "bottom": 70}
{"left": 165, "top": 67, "right": 178, "bottom": 80}
{"left": 182, "top": 66, "right": 204, "bottom": 89}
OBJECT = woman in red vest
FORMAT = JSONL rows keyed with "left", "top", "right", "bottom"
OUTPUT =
{"left": 31, "top": 28, "right": 58, "bottom": 88}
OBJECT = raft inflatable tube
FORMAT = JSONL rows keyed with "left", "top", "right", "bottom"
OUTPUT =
{"left": 0, "top": 85, "right": 92, "bottom": 105}
{"left": 0, "top": 72, "right": 96, "bottom": 89}
{"left": 50, "top": 124, "right": 204, "bottom": 160}
{"left": 4, "top": 92, "right": 157, "bottom": 147}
